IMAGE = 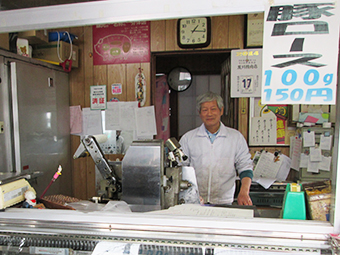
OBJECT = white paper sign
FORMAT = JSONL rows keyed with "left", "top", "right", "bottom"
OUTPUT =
{"left": 303, "top": 131, "right": 315, "bottom": 147}
{"left": 82, "top": 107, "right": 103, "bottom": 135}
{"left": 231, "top": 49, "right": 262, "bottom": 98}
{"left": 320, "top": 134, "right": 333, "bottom": 150}
{"left": 249, "top": 116, "right": 277, "bottom": 145}
{"left": 135, "top": 106, "right": 157, "bottom": 137}
{"left": 300, "top": 153, "right": 309, "bottom": 168}
{"left": 105, "top": 101, "right": 121, "bottom": 130}
{"left": 309, "top": 147, "right": 322, "bottom": 162}
{"left": 262, "top": 2, "right": 340, "bottom": 105}
{"left": 90, "top": 85, "right": 107, "bottom": 110}
{"left": 318, "top": 155, "right": 332, "bottom": 171}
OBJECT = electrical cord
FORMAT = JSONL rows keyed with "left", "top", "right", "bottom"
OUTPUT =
{"left": 56, "top": 31, "right": 73, "bottom": 62}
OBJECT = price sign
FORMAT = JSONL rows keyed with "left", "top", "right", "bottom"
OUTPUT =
{"left": 262, "top": 2, "right": 340, "bottom": 105}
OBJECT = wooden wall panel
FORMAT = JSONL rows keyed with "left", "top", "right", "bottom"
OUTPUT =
{"left": 67, "top": 27, "right": 85, "bottom": 197}
{"left": 238, "top": 98, "right": 249, "bottom": 140}
{"left": 165, "top": 19, "right": 181, "bottom": 51}
{"left": 211, "top": 16, "right": 229, "bottom": 49}
{"left": 150, "top": 20, "right": 166, "bottom": 52}
{"left": 68, "top": 26, "right": 89, "bottom": 199}
{"left": 72, "top": 150, "right": 87, "bottom": 199}
{"left": 126, "top": 64, "right": 139, "bottom": 102}
{"left": 75, "top": 26, "right": 95, "bottom": 200}
{"left": 93, "top": 65, "right": 108, "bottom": 87}
{"left": 228, "top": 15, "right": 245, "bottom": 49}
{"left": 142, "top": 63, "right": 151, "bottom": 106}
{"left": 107, "top": 64, "right": 127, "bottom": 101}
{"left": 84, "top": 26, "right": 94, "bottom": 108}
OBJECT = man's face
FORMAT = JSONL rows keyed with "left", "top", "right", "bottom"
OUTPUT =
{"left": 199, "top": 100, "right": 223, "bottom": 130}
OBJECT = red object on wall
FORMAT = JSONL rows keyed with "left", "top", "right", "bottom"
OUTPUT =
{"left": 93, "top": 22, "right": 150, "bottom": 65}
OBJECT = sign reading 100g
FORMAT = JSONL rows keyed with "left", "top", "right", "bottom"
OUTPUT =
{"left": 263, "top": 69, "right": 334, "bottom": 103}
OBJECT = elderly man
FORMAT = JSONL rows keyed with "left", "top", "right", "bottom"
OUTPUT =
{"left": 179, "top": 91, "right": 253, "bottom": 205}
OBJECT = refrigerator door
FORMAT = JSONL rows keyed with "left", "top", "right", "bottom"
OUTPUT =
{"left": 10, "top": 60, "right": 71, "bottom": 196}
{"left": 0, "top": 56, "right": 14, "bottom": 174}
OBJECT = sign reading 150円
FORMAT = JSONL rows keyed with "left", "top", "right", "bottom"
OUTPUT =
{"left": 262, "top": 2, "right": 340, "bottom": 105}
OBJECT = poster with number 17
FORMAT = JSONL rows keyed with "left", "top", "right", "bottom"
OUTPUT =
{"left": 262, "top": 2, "right": 340, "bottom": 105}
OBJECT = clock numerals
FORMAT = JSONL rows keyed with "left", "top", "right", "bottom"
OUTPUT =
{"left": 177, "top": 17, "right": 211, "bottom": 48}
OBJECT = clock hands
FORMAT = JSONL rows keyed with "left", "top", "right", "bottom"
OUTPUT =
{"left": 191, "top": 25, "right": 199, "bottom": 33}
{"left": 191, "top": 25, "right": 206, "bottom": 33}
{"left": 193, "top": 29, "right": 206, "bottom": 32}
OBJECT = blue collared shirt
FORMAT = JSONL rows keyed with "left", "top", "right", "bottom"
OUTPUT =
{"left": 205, "top": 127, "right": 220, "bottom": 144}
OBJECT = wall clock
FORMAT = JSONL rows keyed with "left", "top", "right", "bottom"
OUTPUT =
{"left": 167, "top": 67, "right": 192, "bottom": 92}
{"left": 177, "top": 17, "right": 211, "bottom": 49}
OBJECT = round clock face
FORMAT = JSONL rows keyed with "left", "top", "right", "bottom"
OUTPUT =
{"left": 177, "top": 17, "right": 211, "bottom": 48}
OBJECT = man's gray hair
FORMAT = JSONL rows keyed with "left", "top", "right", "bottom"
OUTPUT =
{"left": 196, "top": 91, "right": 224, "bottom": 113}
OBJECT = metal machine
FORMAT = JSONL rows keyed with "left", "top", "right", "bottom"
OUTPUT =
{"left": 73, "top": 135, "right": 197, "bottom": 211}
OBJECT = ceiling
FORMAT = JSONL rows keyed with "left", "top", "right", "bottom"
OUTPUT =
{"left": 0, "top": 0, "right": 101, "bottom": 10}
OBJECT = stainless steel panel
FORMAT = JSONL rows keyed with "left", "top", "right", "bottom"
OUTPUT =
{"left": 0, "top": 56, "right": 14, "bottom": 173}
{"left": 9, "top": 57, "right": 71, "bottom": 196}
{"left": 121, "top": 140, "right": 164, "bottom": 211}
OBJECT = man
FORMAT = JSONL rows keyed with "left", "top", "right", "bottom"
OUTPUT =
{"left": 179, "top": 91, "right": 253, "bottom": 205}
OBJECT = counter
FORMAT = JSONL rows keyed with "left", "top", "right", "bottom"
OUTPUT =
{"left": 0, "top": 207, "right": 334, "bottom": 254}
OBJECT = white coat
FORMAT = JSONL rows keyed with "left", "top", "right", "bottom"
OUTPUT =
{"left": 179, "top": 123, "right": 253, "bottom": 204}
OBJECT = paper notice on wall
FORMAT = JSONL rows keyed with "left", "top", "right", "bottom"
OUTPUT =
{"left": 303, "top": 131, "right": 315, "bottom": 147}
{"left": 318, "top": 155, "right": 332, "bottom": 171}
{"left": 290, "top": 136, "right": 302, "bottom": 171}
{"left": 309, "top": 147, "right": 322, "bottom": 162}
{"left": 300, "top": 153, "right": 309, "bottom": 168}
{"left": 70, "top": 105, "right": 82, "bottom": 134}
{"left": 105, "top": 101, "right": 121, "bottom": 130}
{"left": 135, "top": 105, "right": 157, "bottom": 137}
{"left": 82, "top": 107, "right": 103, "bottom": 135}
{"left": 249, "top": 116, "right": 277, "bottom": 145}
{"left": 120, "top": 101, "right": 138, "bottom": 130}
{"left": 307, "top": 158, "right": 319, "bottom": 173}
{"left": 253, "top": 150, "right": 291, "bottom": 189}
{"left": 320, "top": 134, "right": 333, "bottom": 150}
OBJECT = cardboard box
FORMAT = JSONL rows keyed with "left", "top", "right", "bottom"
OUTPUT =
{"left": 17, "top": 30, "right": 48, "bottom": 45}
{"left": 0, "top": 33, "right": 9, "bottom": 50}
{"left": 33, "top": 41, "right": 79, "bottom": 68}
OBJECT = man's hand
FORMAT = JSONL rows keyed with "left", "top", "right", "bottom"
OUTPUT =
{"left": 237, "top": 190, "right": 253, "bottom": 205}
{"left": 237, "top": 177, "right": 253, "bottom": 205}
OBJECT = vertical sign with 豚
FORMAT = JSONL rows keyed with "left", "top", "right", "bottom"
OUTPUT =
{"left": 91, "top": 85, "right": 107, "bottom": 110}
{"left": 262, "top": 2, "right": 340, "bottom": 105}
